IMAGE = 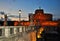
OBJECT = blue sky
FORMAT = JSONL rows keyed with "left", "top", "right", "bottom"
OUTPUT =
{"left": 0, "top": 0, "right": 60, "bottom": 19}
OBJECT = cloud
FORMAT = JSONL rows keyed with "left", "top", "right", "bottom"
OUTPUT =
{"left": 0, "top": 11, "right": 5, "bottom": 15}
{"left": 8, "top": 15, "right": 18, "bottom": 18}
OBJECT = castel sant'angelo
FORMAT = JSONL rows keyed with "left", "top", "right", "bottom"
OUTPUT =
{"left": 0, "top": 8, "right": 60, "bottom": 27}
{"left": 14, "top": 8, "right": 60, "bottom": 27}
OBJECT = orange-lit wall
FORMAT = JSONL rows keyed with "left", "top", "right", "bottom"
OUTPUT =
{"left": 14, "top": 21, "right": 30, "bottom": 26}
{"left": 20, "top": 21, "right": 30, "bottom": 26}
{"left": 14, "top": 21, "right": 19, "bottom": 26}
{"left": 32, "top": 9, "right": 52, "bottom": 26}
{"left": 41, "top": 21, "right": 58, "bottom": 26}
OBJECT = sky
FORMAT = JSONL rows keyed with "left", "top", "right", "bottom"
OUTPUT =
{"left": 0, "top": 0, "right": 60, "bottom": 20}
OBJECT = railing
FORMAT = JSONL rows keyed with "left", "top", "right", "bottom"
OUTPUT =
{"left": 0, "top": 26, "right": 35, "bottom": 41}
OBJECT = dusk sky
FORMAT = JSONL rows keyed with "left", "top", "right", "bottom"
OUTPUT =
{"left": 0, "top": 0, "right": 60, "bottom": 19}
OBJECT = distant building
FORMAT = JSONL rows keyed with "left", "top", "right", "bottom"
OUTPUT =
{"left": 0, "top": 8, "right": 59, "bottom": 27}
